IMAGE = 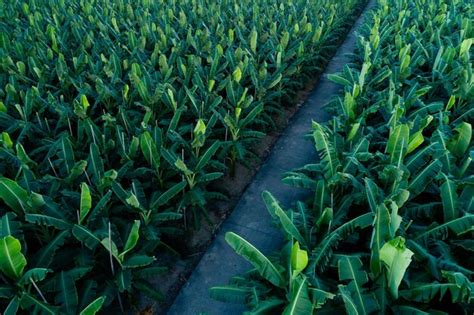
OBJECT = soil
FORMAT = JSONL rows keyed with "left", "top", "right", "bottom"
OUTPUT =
{"left": 134, "top": 2, "right": 368, "bottom": 313}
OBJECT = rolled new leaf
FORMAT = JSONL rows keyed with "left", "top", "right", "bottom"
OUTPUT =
{"left": 380, "top": 236, "right": 414, "bottom": 299}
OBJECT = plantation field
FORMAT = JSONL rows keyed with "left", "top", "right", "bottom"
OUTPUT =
{"left": 0, "top": 0, "right": 368, "bottom": 313}
{"left": 214, "top": 0, "right": 474, "bottom": 314}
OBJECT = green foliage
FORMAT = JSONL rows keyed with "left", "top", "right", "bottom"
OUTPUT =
{"left": 0, "top": 0, "right": 367, "bottom": 311}
{"left": 379, "top": 237, "right": 414, "bottom": 299}
{"left": 0, "top": 0, "right": 362, "bottom": 314}
{"left": 0, "top": 236, "right": 27, "bottom": 280}
{"left": 213, "top": 0, "right": 474, "bottom": 313}
{"left": 225, "top": 232, "right": 285, "bottom": 288}
{"left": 338, "top": 256, "right": 378, "bottom": 315}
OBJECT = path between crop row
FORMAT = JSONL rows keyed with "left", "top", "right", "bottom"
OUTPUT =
{"left": 168, "top": 1, "right": 376, "bottom": 314}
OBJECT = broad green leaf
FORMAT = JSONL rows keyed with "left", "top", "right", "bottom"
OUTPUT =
{"left": 262, "top": 190, "right": 283, "bottom": 219}
{"left": 140, "top": 131, "right": 160, "bottom": 171}
{"left": 119, "top": 220, "right": 140, "bottom": 261}
{"left": 123, "top": 255, "right": 155, "bottom": 268}
{"left": 125, "top": 192, "right": 141, "bottom": 209}
{"left": 79, "top": 296, "right": 105, "bottom": 315}
{"left": 380, "top": 237, "right": 414, "bottom": 298}
{"left": 338, "top": 255, "right": 378, "bottom": 315}
{"left": 174, "top": 158, "right": 193, "bottom": 175}
{"left": 343, "top": 92, "right": 356, "bottom": 120}
{"left": 447, "top": 122, "right": 471, "bottom": 157}
{"left": 313, "top": 180, "right": 328, "bottom": 216}
{"left": 25, "top": 214, "right": 70, "bottom": 230}
{"left": 250, "top": 29, "right": 258, "bottom": 53}
{"left": 154, "top": 212, "right": 183, "bottom": 221}
{"left": 399, "top": 283, "right": 471, "bottom": 304}
{"left": 415, "top": 214, "right": 474, "bottom": 242}
{"left": 405, "top": 142, "right": 436, "bottom": 173}
{"left": 0, "top": 236, "right": 27, "bottom": 279}
{"left": 312, "top": 122, "right": 339, "bottom": 179}
{"left": 268, "top": 73, "right": 282, "bottom": 89}
{"left": 390, "top": 189, "right": 410, "bottom": 208}
{"left": 35, "top": 230, "right": 70, "bottom": 267}
{"left": 338, "top": 256, "right": 368, "bottom": 285}
{"left": 407, "top": 131, "right": 424, "bottom": 154}
{"left": 311, "top": 213, "right": 373, "bottom": 273}
{"left": 358, "top": 62, "right": 371, "bottom": 90}
{"left": 338, "top": 285, "right": 359, "bottom": 315}
{"left": 56, "top": 271, "right": 78, "bottom": 314}
{"left": 327, "top": 73, "right": 351, "bottom": 86}
{"left": 446, "top": 95, "right": 456, "bottom": 111}
{"left": 18, "top": 268, "right": 50, "bottom": 286}
{"left": 195, "top": 141, "right": 220, "bottom": 170}
{"left": 370, "top": 204, "right": 390, "bottom": 276}
{"left": 16, "top": 143, "right": 36, "bottom": 166}
{"left": 283, "top": 277, "right": 313, "bottom": 315}
{"left": 0, "top": 212, "right": 20, "bottom": 238}
{"left": 4, "top": 297, "right": 19, "bottom": 315}
{"left": 0, "top": 177, "right": 29, "bottom": 214}
{"left": 308, "top": 288, "right": 335, "bottom": 307}
{"left": 368, "top": 66, "right": 392, "bottom": 85}
{"left": 101, "top": 238, "right": 119, "bottom": 263}
{"left": 400, "top": 271, "right": 472, "bottom": 304}
{"left": 241, "top": 103, "right": 263, "bottom": 127}
{"left": 274, "top": 203, "right": 305, "bottom": 245}
{"left": 88, "top": 143, "right": 104, "bottom": 184}
{"left": 388, "top": 202, "right": 402, "bottom": 238}
{"left": 1, "top": 132, "right": 13, "bottom": 149}
{"left": 116, "top": 269, "right": 131, "bottom": 292}
{"left": 459, "top": 38, "right": 472, "bottom": 57}
{"left": 72, "top": 225, "right": 100, "bottom": 250}
{"left": 79, "top": 182, "right": 92, "bottom": 224}
{"left": 315, "top": 207, "right": 333, "bottom": 229}
{"left": 66, "top": 160, "right": 88, "bottom": 183}
{"left": 20, "top": 293, "right": 58, "bottom": 314}
{"left": 408, "top": 160, "right": 442, "bottom": 197}
{"left": 347, "top": 122, "right": 361, "bottom": 141}
{"left": 440, "top": 175, "right": 459, "bottom": 222}
{"left": 386, "top": 124, "right": 409, "bottom": 166}
{"left": 89, "top": 190, "right": 113, "bottom": 222}
{"left": 61, "top": 136, "right": 75, "bottom": 174}
{"left": 225, "top": 232, "right": 285, "bottom": 287}
{"left": 130, "top": 73, "right": 148, "bottom": 102}
{"left": 151, "top": 181, "right": 187, "bottom": 208}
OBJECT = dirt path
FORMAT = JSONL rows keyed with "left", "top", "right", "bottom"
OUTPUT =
{"left": 167, "top": 1, "right": 377, "bottom": 314}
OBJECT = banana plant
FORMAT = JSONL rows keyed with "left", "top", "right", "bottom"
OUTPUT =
{"left": 214, "top": 0, "right": 474, "bottom": 314}
{"left": 161, "top": 139, "right": 224, "bottom": 228}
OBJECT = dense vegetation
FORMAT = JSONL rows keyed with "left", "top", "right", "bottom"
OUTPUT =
{"left": 212, "top": 0, "right": 474, "bottom": 313}
{"left": 0, "top": 0, "right": 367, "bottom": 313}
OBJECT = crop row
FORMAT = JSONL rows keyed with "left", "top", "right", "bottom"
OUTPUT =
{"left": 0, "top": 0, "right": 366, "bottom": 313}
{"left": 213, "top": 0, "right": 474, "bottom": 313}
